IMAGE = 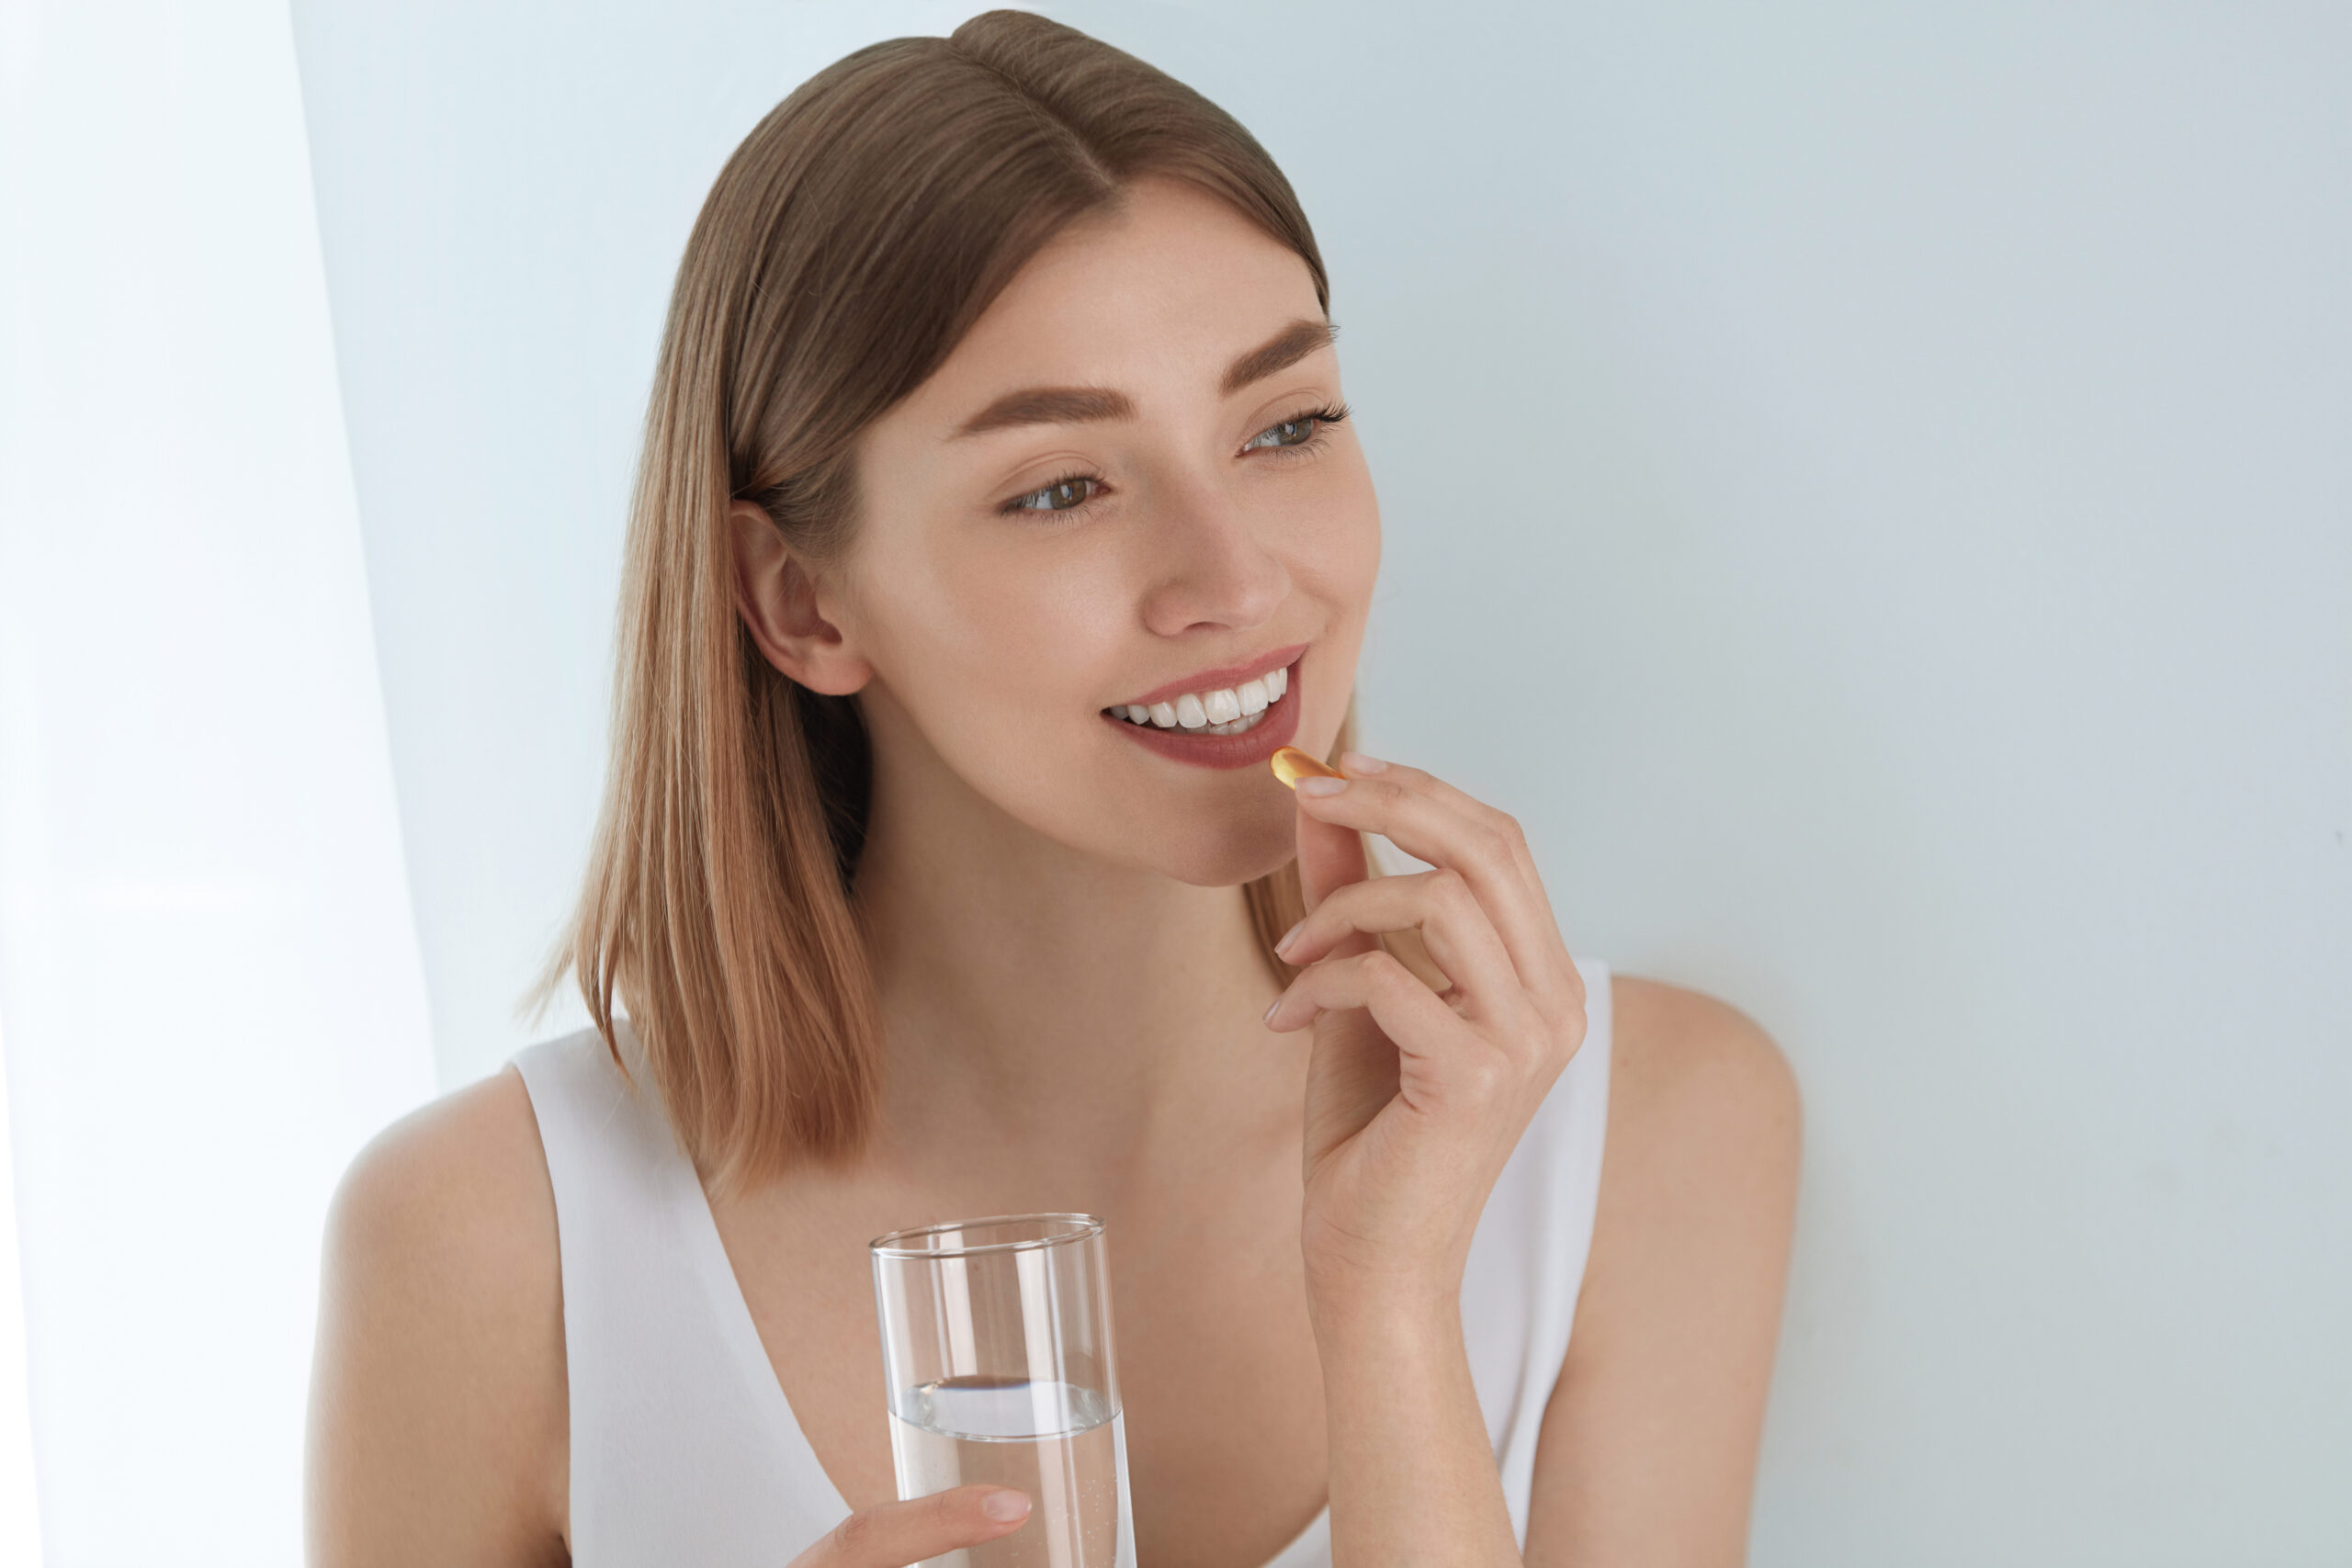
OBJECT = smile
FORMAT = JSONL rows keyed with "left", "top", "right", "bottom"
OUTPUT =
{"left": 1103, "top": 661, "right": 1290, "bottom": 736}
{"left": 1098, "top": 643, "right": 1307, "bottom": 771}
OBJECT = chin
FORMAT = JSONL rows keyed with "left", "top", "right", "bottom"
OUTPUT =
{"left": 1150, "top": 800, "right": 1300, "bottom": 888}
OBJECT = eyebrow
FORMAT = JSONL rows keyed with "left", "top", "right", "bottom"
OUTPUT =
{"left": 949, "top": 317, "right": 1339, "bottom": 439}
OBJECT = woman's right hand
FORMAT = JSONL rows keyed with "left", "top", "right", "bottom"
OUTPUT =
{"left": 789, "top": 1486, "right": 1033, "bottom": 1566}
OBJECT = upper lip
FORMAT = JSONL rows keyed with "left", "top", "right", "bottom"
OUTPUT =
{"left": 1114, "top": 642, "right": 1308, "bottom": 710}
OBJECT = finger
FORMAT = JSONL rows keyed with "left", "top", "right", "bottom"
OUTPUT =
{"left": 1337, "top": 756, "right": 1565, "bottom": 939}
{"left": 1340, "top": 755, "right": 1583, "bottom": 1007}
{"left": 1276, "top": 870, "right": 1530, "bottom": 1028}
{"left": 1265, "top": 946, "right": 1478, "bottom": 1058}
{"left": 1294, "top": 782, "right": 1378, "bottom": 960}
{"left": 797, "top": 1485, "right": 1031, "bottom": 1567}
{"left": 1294, "top": 769, "right": 1574, "bottom": 1007}
{"left": 1342, "top": 752, "right": 1546, "bottom": 895}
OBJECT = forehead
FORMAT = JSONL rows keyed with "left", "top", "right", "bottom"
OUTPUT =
{"left": 900, "top": 177, "right": 1327, "bottom": 427}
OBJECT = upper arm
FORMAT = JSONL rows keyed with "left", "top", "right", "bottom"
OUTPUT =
{"left": 304, "top": 1066, "right": 571, "bottom": 1568}
{"left": 1523, "top": 976, "right": 1803, "bottom": 1568}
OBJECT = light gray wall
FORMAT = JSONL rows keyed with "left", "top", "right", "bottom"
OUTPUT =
{"left": 291, "top": 2, "right": 2351, "bottom": 1561}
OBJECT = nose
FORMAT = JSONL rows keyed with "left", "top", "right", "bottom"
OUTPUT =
{"left": 1136, "top": 474, "right": 1291, "bottom": 637}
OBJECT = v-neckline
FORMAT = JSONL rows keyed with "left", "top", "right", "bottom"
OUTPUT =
{"left": 667, "top": 1160, "right": 1334, "bottom": 1567}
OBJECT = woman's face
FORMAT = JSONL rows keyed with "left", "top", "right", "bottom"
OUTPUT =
{"left": 818, "top": 175, "right": 1379, "bottom": 886}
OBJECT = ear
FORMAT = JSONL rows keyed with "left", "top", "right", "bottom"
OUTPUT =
{"left": 729, "top": 501, "right": 872, "bottom": 695}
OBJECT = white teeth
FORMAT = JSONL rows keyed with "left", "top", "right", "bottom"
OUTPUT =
{"left": 1111, "top": 660, "right": 1296, "bottom": 729}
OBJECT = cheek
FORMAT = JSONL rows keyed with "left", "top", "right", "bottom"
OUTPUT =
{"left": 858, "top": 520, "right": 1130, "bottom": 750}
{"left": 1289, "top": 467, "right": 1380, "bottom": 613}
{"left": 1286, "top": 468, "right": 1381, "bottom": 746}
{"left": 1288, "top": 457, "right": 1381, "bottom": 600}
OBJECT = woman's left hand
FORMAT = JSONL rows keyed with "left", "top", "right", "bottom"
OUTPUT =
{"left": 1266, "top": 750, "right": 1589, "bottom": 1317}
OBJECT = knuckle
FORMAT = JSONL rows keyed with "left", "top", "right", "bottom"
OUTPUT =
{"left": 1492, "top": 1010, "right": 1546, "bottom": 1067}
{"left": 1439, "top": 870, "right": 1483, "bottom": 919}
{"left": 1540, "top": 1005, "right": 1588, "bottom": 1073}
{"left": 1363, "top": 950, "right": 1413, "bottom": 993}
{"left": 1468, "top": 821, "right": 1512, "bottom": 864}
{"left": 1460, "top": 1049, "right": 1509, "bottom": 1100}
{"left": 826, "top": 1506, "right": 878, "bottom": 1560}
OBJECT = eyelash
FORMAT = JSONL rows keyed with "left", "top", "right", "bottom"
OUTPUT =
{"left": 998, "top": 401, "right": 1352, "bottom": 520}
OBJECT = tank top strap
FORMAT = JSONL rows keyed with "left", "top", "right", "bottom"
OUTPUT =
{"left": 1462, "top": 954, "right": 1613, "bottom": 1551}
{"left": 1261, "top": 957, "right": 1613, "bottom": 1566}
{"left": 512, "top": 1025, "right": 838, "bottom": 1562}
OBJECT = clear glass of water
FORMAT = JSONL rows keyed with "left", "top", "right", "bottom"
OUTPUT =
{"left": 869, "top": 1213, "right": 1136, "bottom": 1568}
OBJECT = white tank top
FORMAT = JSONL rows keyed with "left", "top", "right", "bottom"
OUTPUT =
{"left": 513, "top": 957, "right": 1611, "bottom": 1566}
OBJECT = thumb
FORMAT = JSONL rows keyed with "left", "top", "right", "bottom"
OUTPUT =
{"left": 1295, "top": 790, "right": 1374, "bottom": 946}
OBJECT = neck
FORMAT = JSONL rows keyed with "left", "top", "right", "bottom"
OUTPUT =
{"left": 849, "top": 705, "right": 1295, "bottom": 1191}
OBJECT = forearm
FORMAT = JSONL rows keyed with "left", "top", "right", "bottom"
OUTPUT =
{"left": 1313, "top": 1287, "right": 1521, "bottom": 1568}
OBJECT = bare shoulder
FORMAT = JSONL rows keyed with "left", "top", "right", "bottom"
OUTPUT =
{"left": 1521, "top": 975, "right": 1800, "bottom": 1565}
{"left": 325, "top": 1064, "right": 558, "bottom": 1278}
{"left": 307, "top": 1066, "right": 569, "bottom": 1566}
{"left": 1605, "top": 974, "right": 1803, "bottom": 1167}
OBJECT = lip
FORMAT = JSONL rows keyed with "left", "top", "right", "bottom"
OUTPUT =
{"left": 1111, "top": 642, "right": 1309, "bottom": 712}
{"left": 1102, "top": 652, "right": 1304, "bottom": 771}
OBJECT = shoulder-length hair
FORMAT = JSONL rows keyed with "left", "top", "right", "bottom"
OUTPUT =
{"left": 546, "top": 9, "right": 1357, "bottom": 1190}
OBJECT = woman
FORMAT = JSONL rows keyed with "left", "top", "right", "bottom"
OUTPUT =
{"left": 305, "top": 12, "right": 1800, "bottom": 1566}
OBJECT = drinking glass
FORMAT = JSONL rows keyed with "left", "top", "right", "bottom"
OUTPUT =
{"left": 870, "top": 1213, "right": 1136, "bottom": 1568}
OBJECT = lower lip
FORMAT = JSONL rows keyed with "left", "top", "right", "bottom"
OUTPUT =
{"left": 1102, "top": 663, "right": 1303, "bottom": 770}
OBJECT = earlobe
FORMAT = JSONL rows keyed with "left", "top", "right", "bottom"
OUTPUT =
{"left": 728, "top": 501, "right": 872, "bottom": 695}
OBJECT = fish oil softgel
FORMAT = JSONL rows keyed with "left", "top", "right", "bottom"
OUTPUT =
{"left": 1269, "top": 747, "right": 1343, "bottom": 790}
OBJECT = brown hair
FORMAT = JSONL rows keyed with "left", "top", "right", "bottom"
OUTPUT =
{"left": 545, "top": 10, "right": 1355, "bottom": 1190}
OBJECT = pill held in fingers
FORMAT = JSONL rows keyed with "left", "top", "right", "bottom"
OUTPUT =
{"left": 1270, "top": 746, "right": 1344, "bottom": 790}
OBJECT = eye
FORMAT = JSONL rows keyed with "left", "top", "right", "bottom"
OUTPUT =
{"left": 1003, "top": 473, "right": 1103, "bottom": 514}
{"left": 997, "top": 402, "right": 1351, "bottom": 519}
{"left": 1244, "top": 400, "right": 1351, "bottom": 454}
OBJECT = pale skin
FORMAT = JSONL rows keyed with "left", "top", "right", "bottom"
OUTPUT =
{"left": 306, "top": 176, "right": 1801, "bottom": 1566}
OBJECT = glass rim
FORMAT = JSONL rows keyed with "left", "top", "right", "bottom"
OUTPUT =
{"left": 868, "top": 1211, "right": 1104, "bottom": 1259}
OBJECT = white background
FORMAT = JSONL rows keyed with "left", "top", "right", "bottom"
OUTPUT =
{"left": 2, "top": 0, "right": 2346, "bottom": 1562}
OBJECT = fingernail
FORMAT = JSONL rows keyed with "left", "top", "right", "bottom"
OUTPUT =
{"left": 1262, "top": 997, "right": 1283, "bottom": 1026}
{"left": 1340, "top": 750, "right": 1388, "bottom": 773}
{"left": 1296, "top": 775, "right": 1346, "bottom": 796}
{"left": 1274, "top": 918, "right": 1305, "bottom": 954}
{"left": 983, "top": 1489, "right": 1031, "bottom": 1522}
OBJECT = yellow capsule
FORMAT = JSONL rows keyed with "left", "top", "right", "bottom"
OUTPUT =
{"left": 1270, "top": 746, "right": 1344, "bottom": 790}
